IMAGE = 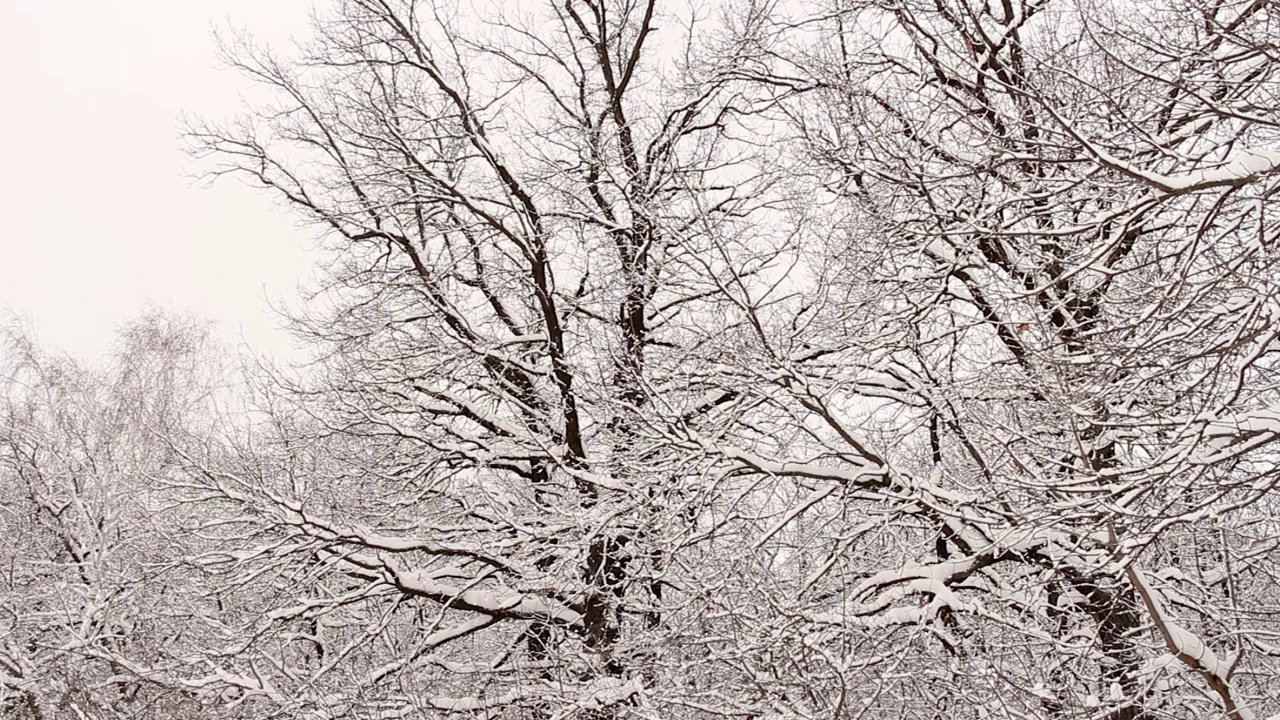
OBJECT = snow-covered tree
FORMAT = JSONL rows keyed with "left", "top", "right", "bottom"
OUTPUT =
{"left": 173, "top": 1, "right": 794, "bottom": 717}
{"left": 712, "top": 0, "right": 1280, "bottom": 717}
{"left": 0, "top": 312, "right": 226, "bottom": 719}
{"left": 11, "top": 1, "right": 1280, "bottom": 719}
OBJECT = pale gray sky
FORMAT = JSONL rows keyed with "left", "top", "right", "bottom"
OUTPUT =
{"left": 1, "top": 0, "right": 322, "bottom": 359}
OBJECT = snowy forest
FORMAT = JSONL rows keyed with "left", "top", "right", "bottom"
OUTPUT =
{"left": 4, "top": 0, "right": 1280, "bottom": 718}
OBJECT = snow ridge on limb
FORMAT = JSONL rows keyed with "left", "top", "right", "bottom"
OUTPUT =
{"left": 1123, "top": 554, "right": 1253, "bottom": 720}
{"left": 1082, "top": 144, "right": 1280, "bottom": 197}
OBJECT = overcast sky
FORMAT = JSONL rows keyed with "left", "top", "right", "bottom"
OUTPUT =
{"left": 1, "top": 0, "right": 323, "bottom": 359}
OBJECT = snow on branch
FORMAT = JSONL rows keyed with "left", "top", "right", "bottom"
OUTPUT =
{"left": 1088, "top": 145, "right": 1280, "bottom": 197}
{"left": 342, "top": 551, "right": 584, "bottom": 627}
{"left": 1125, "top": 560, "right": 1252, "bottom": 720}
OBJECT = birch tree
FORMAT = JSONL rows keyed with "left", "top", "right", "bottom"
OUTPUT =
{"left": 0, "top": 312, "right": 224, "bottom": 719}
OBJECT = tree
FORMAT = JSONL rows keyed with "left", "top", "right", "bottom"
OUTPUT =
{"left": 0, "top": 311, "right": 226, "bottom": 719}
{"left": 176, "top": 1, "right": 794, "bottom": 717}
{"left": 709, "top": 0, "right": 1280, "bottom": 717}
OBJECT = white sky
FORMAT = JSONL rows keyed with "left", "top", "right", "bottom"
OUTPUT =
{"left": 0, "top": 0, "right": 322, "bottom": 359}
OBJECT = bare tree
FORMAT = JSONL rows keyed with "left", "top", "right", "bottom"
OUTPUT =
{"left": 0, "top": 311, "right": 226, "bottom": 719}
{"left": 700, "top": 0, "right": 1280, "bottom": 717}
{"left": 173, "top": 1, "right": 794, "bottom": 717}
